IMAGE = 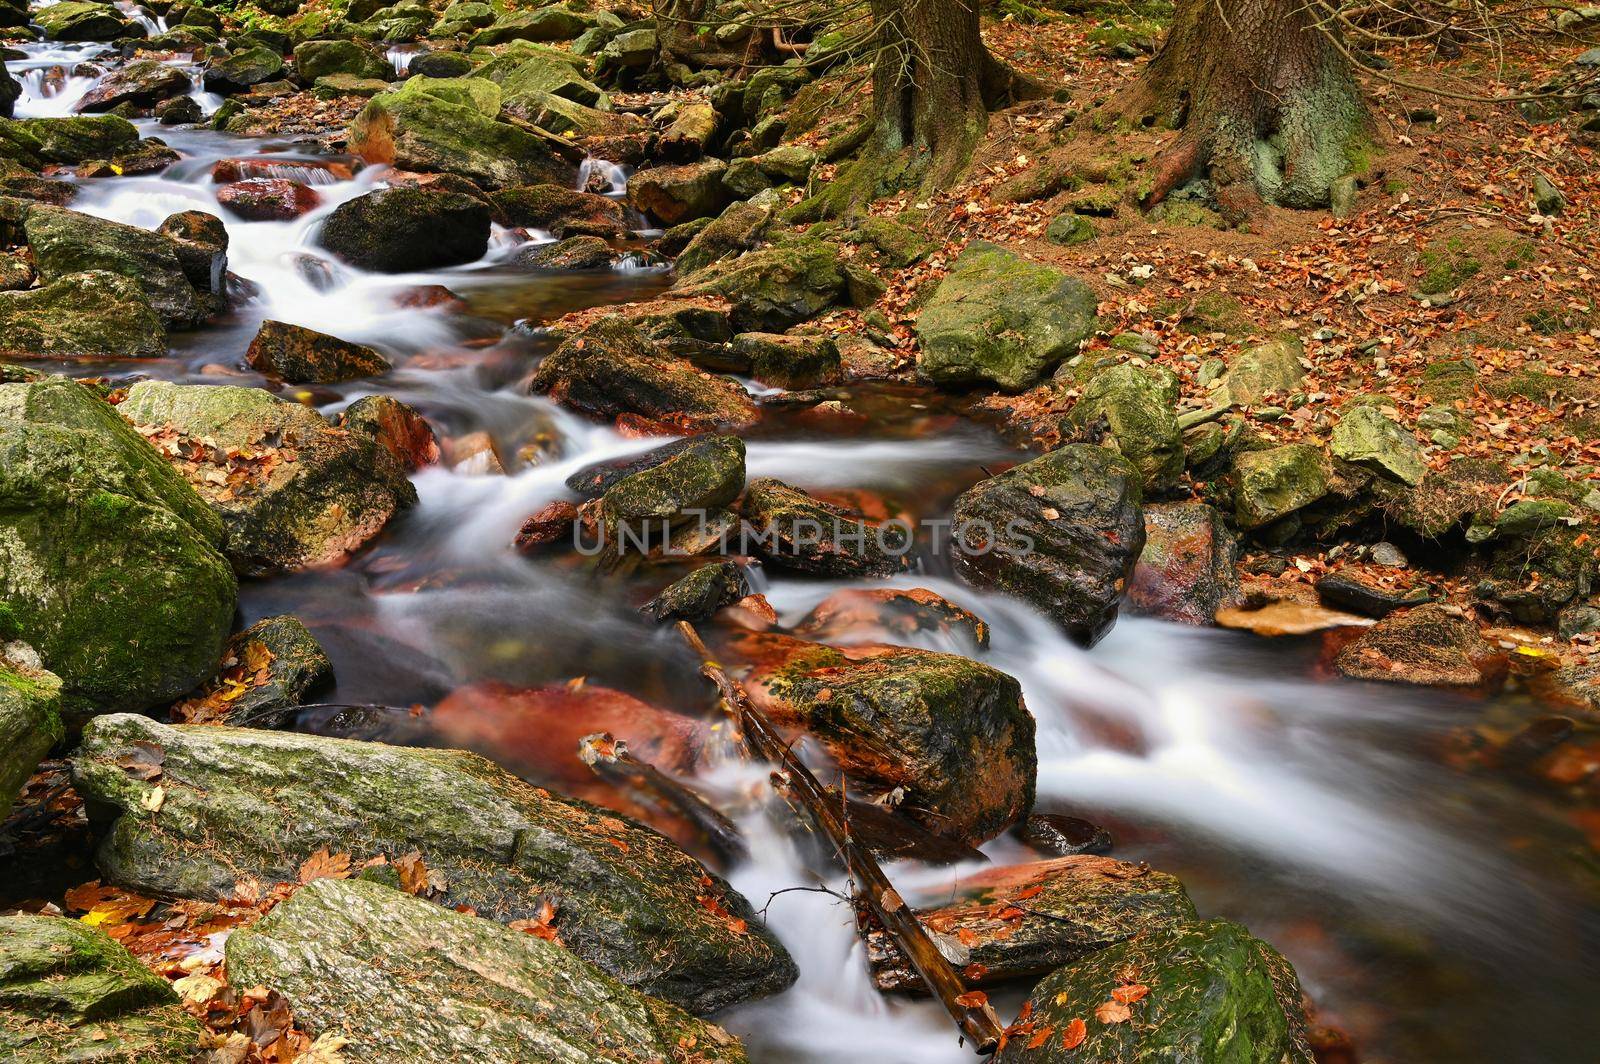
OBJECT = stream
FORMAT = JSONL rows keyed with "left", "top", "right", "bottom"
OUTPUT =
{"left": 10, "top": 42, "right": 1599, "bottom": 1064}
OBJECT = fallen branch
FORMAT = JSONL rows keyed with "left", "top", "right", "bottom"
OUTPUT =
{"left": 675, "top": 621, "right": 1004, "bottom": 1055}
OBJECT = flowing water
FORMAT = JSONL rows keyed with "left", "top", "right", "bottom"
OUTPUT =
{"left": 9, "top": 47, "right": 1599, "bottom": 1064}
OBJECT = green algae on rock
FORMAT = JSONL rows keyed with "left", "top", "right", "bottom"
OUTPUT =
{"left": 225, "top": 877, "right": 750, "bottom": 1064}
{"left": 1066, "top": 363, "right": 1184, "bottom": 490}
{"left": 740, "top": 477, "right": 911, "bottom": 577}
{"left": 0, "top": 270, "right": 166, "bottom": 358}
{"left": 1330, "top": 406, "right": 1427, "bottom": 486}
{"left": 0, "top": 660, "right": 62, "bottom": 821}
{"left": 600, "top": 434, "right": 746, "bottom": 525}
{"left": 71, "top": 714, "right": 796, "bottom": 1014}
{"left": 1231, "top": 443, "right": 1331, "bottom": 530}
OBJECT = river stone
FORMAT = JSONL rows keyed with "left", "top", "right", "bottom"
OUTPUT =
{"left": 1127, "top": 501, "right": 1242, "bottom": 625}
{"left": 741, "top": 477, "right": 911, "bottom": 577}
{"left": 293, "top": 38, "right": 392, "bottom": 82}
{"left": 0, "top": 660, "right": 62, "bottom": 821}
{"left": 341, "top": 393, "right": 439, "bottom": 471}
{"left": 629, "top": 159, "right": 729, "bottom": 225}
{"left": 0, "top": 270, "right": 166, "bottom": 358}
{"left": 317, "top": 186, "right": 490, "bottom": 272}
{"left": 730, "top": 331, "right": 841, "bottom": 388}
{"left": 643, "top": 561, "right": 749, "bottom": 622}
{"left": 675, "top": 237, "right": 869, "bottom": 332}
{"left": 24, "top": 204, "right": 213, "bottom": 328}
{"left": 1222, "top": 337, "right": 1306, "bottom": 405}
{"left": 1231, "top": 444, "right": 1331, "bottom": 530}
{"left": 996, "top": 919, "right": 1313, "bottom": 1064}
{"left": 951, "top": 445, "right": 1145, "bottom": 646}
{"left": 1335, "top": 604, "right": 1499, "bottom": 686}
{"left": 71, "top": 714, "right": 796, "bottom": 1013}
{"left": 75, "top": 59, "right": 191, "bottom": 112}
{"left": 916, "top": 241, "right": 1098, "bottom": 391}
{"left": 203, "top": 45, "right": 286, "bottom": 95}
{"left": 225, "top": 878, "right": 749, "bottom": 1063}
{"left": 348, "top": 79, "right": 571, "bottom": 189}
{"left": 246, "top": 319, "right": 391, "bottom": 383}
{"left": 489, "top": 182, "right": 624, "bottom": 237}
{"left": 866, "top": 856, "right": 1197, "bottom": 992}
{"left": 740, "top": 632, "right": 1035, "bottom": 845}
{"left": 11, "top": 115, "right": 139, "bottom": 163}
{"left": 1330, "top": 405, "right": 1426, "bottom": 485}
{"left": 216, "top": 177, "right": 321, "bottom": 221}
{"left": 1066, "top": 363, "right": 1183, "bottom": 489}
{"left": 1480, "top": 516, "right": 1594, "bottom": 625}
{"left": 118, "top": 381, "right": 417, "bottom": 574}
{"left": 514, "top": 234, "right": 615, "bottom": 269}
{"left": 601, "top": 434, "right": 745, "bottom": 525}
{"left": 179, "top": 615, "right": 333, "bottom": 727}
{"left": 409, "top": 51, "right": 476, "bottom": 78}
{"left": 0, "top": 378, "right": 234, "bottom": 720}
{"left": 529, "top": 318, "right": 759, "bottom": 432}
{"left": 33, "top": 0, "right": 129, "bottom": 41}
{"left": 0, "top": 914, "right": 202, "bottom": 1063}
{"left": 794, "top": 588, "right": 991, "bottom": 651}
{"left": 470, "top": 4, "right": 592, "bottom": 46}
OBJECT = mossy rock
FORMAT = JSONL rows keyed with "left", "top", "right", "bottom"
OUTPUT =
{"left": 0, "top": 913, "right": 201, "bottom": 1063}
{"left": 672, "top": 198, "right": 774, "bottom": 277}
{"left": 0, "top": 270, "right": 166, "bottom": 358}
{"left": 1045, "top": 212, "right": 1095, "bottom": 245}
{"left": 642, "top": 560, "right": 749, "bottom": 623}
{"left": 600, "top": 434, "right": 746, "bottom": 525}
{"left": 183, "top": 615, "right": 333, "bottom": 727}
{"left": 12, "top": 115, "right": 139, "bottom": 164}
{"left": 477, "top": 50, "right": 606, "bottom": 108}
{"left": 628, "top": 159, "right": 730, "bottom": 226}
{"left": 674, "top": 236, "right": 866, "bottom": 332}
{"left": 740, "top": 477, "right": 911, "bottom": 577}
{"left": 292, "top": 38, "right": 392, "bottom": 82}
{"left": 1231, "top": 444, "right": 1331, "bottom": 530}
{"left": 349, "top": 83, "right": 570, "bottom": 189}
{"left": 24, "top": 204, "right": 213, "bottom": 328}
{"left": 226, "top": 877, "right": 750, "bottom": 1063}
{"left": 916, "top": 241, "right": 1098, "bottom": 392}
{"left": 996, "top": 919, "right": 1312, "bottom": 1063}
{"left": 31, "top": 0, "right": 128, "bottom": 41}
{"left": 317, "top": 186, "right": 490, "bottom": 272}
{"left": 72, "top": 714, "right": 796, "bottom": 1014}
{"left": 1329, "top": 406, "right": 1426, "bottom": 486}
{"left": 0, "top": 378, "right": 234, "bottom": 721}
{"left": 728, "top": 331, "right": 841, "bottom": 388}
{"left": 1222, "top": 336, "right": 1305, "bottom": 405}
{"left": 0, "top": 661, "right": 62, "bottom": 822}
{"left": 1067, "top": 363, "right": 1183, "bottom": 490}
{"left": 469, "top": 4, "right": 593, "bottom": 46}
{"left": 202, "top": 45, "right": 286, "bottom": 95}
{"left": 1419, "top": 358, "right": 1476, "bottom": 401}
{"left": 245, "top": 319, "right": 391, "bottom": 384}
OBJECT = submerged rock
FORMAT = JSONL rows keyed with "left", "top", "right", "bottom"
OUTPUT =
{"left": 1128, "top": 501, "right": 1241, "bottom": 624}
{"left": 741, "top": 477, "right": 910, "bottom": 577}
{"left": 226, "top": 878, "right": 750, "bottom": 1064}
{"left": 246, "top": 319, "right": 392, "bottom": 383}
{"left": 118, "top": 381, "right": 416, "bottom": 574}
{"left": 996, "top": 919, "right": 1313, "bottom": 1063}
{"left": 0, "top": 660, "right": 62, "bottom": 821}
{"left": 0, "top": 914, "right": 201, "bottom": 1063}
{"left": 866, "top": 856, "right": 1196, "bottom": 992}
{"left": 317, "top": 186, "right": 490, "bottom": 272}
{"left": 740, "top": 633, "right": 1035, "bottom": 844}
{"left": 952, "top": 445, "right": 1145, "bottom": 646}
{"left": 72, "top": 714, "right": 795, "bottom": 1013}
{"left": 1334, "top": 604, "right": 1502, "bottom": 686}
{"left": 916, "top": 242, "right": 1098, "bottom": 391}
{"left": 793, "top": 587, "right": 990, "bottom": 650}
{"left": 0, "top": 270, "right": 166, "bottom": 358}
{"left": 0, "top": 378, "right": 234, "bottom": 720}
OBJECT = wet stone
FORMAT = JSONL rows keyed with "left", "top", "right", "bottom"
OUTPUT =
{"left": 1020, "top": 812, "right": 1114, "bottom": 857}
{"left": 642, "top": 560, "right": 749, "bottom": 622}
{"left": 246, "top": 319, "right": 391, "bottom": 383}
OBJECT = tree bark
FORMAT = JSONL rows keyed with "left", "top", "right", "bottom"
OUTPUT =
{"left": 1115, "top": 0, "right": 1373, "bottom": 212}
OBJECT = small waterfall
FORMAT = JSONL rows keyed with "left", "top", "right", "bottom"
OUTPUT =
{"left": 386, "top": 46, "right": 420, "bottom": 75}
{"left": 574, "top": 157, "right": 629, "bottom": 196}
{"left": 113, "top": 0, "right": 167, "bottom": 35}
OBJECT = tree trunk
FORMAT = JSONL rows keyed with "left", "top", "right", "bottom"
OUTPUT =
{"left": 1116, "top": 0, "right": 1372, "bottom": 212}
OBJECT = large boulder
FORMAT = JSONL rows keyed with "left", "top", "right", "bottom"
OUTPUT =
{"left": 599, "top": 434, "right": 745, "bottom": 525}
{"left": 1066, "top": 364, "right": 1183, "bottom": 490}
{"left": 1231, "top": 444, "right": 1331, "bottom": 530}
{"left": 24, "top": 204, "right": 219, "bottom": 328}
{"left": 529, "top": 318, "right": 759, "bottom": 432}
{"left": 348, "top": 78, "right": 572, "bottom": 189}
{"left": 317, "top": 186, "right": 490, "bottom": 272}
{"left": 226, "top": 878, "right": 750, "bottom": 1063}
{"left": 866, "top": 856, "right": 1196, "bottom": 992}
{"left": 628, "top": 159, "right": 730, "bottom": 225}
{"left": 675, "top": 237, "right": 872, "bottom": 331}
{"left": 0, "top": 270, "right": 166, "bottom": 358}
{"left": 489, "top": 182, "right": 624, "bottom": 237}
{"left": 10, "top": 115, "right": 139, "bottom": 163}
{"left": 0, "top": 914, "right": 201, "bottom": 1063}
{"left": 0, "top": 378, "right": 235, "bottom": 720}
{"left": 72, "top": 714, "right": 797, "bottom": 1014}
{"left": 470, "top": 4, "right": 593, "bottom": 45}
{"left": 117, "top": 381, "right": 417, "bottom": 574}
{"left": 75, "top": 59, "right": 191, "bottom": 112}
{"left": 740, "top": 633, "right": 1035, "bottom": 845}
{"left": 741, "top": 477, "right": 910, "bottom": 577}
{"left": 916, "top": 242, "right": 1098, "bottom": 391}
{"left": 33, "top": 0, "right": 128, "bottom": 41}
{"left": 478, "top": 49, "right": 607, "bottom": 107}
{"left": 246, "top": 319, "right": 392, "bottom": 383}
{"left": 202, "top": 44, "right": 286, "bottom": 95}
{"left": 293, "top": 39, "right": 392, "bottom": 82}
{"left": 1330, "top": 405, "right": 1427, "bottom": 486}
{"left": 1127, "top": 501, "right": 1241, "bottom": 624}
{"left": 996, "top": 919, "right": 1312, "bottom": 1064}
{"left": 952, "top": 445, "right": 1145, "bottom": 646}
{"left": 0, "top": 660, "right": 62, "bottom": 821}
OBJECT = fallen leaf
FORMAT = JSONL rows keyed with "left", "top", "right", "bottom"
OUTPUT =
{"left": 1096, "top": 1000, "right": 1132, "bottom": 1024}
{"left": 955, "top": 990, "right": 989, "bottom": 1008}
{"left": 1111, "top": 983, "right": 1149, "bottom": 1004}
{"left": 140, "top": 786, "right": 165, "bottom": 813}
{"left": 297, "top": 848, "right": 353, "bottom": 884}
{"left": 1060, "top": 1018, "right": 1087, "bottom": 1049}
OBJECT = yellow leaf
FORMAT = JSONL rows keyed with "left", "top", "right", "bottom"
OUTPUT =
{"left": 140, "top": 786, "right": 165, "bottom": 813}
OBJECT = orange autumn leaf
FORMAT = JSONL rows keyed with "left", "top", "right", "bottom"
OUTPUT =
{"left": 1026, "top": 1026, "right": 1053, "bottom": 1050}
{"left": 1111, "top": 983, "right": 1150, "bottom": 1005}
{"left": 1096, "top": 1000, "right": 1133, "bottom": 1024}
{"left": 394, "top": 850, "right": 430, "bottom": 895}
{"left": 297, "top": 848, "right": 353, "bottom": 884}
{"left": 954, "top": 990, "right": 989, "bottom": 1008}
{"left": 1015, "top": 884, "right": 1045, "bottom": 900}
{"left": 1060, "top": 1018, "right": 1087, "bottom": 1049}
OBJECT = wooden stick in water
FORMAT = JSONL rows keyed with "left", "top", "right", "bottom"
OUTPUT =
{"left": 675, "top": 621, "right": 1005, "bottom": 1055}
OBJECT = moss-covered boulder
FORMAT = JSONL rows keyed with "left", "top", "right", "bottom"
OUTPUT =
{"left": 0, "top": 271, "right": 166, "bottom": 358}
{"left": 1222, "top": 336, "right": 1305, "bottom": 405}
{"left": 996, "top": 919, "right": 1312, "bottom": 1063}
{"left": 1, "top": 61, "right": 18, "bottom": 121}
{"left": 600, "top": 434, "right": 745, "bottom": 525}
{"left": 348, "top": 78, "right": 572, "bottom": 189}
{"left": 0, "top": 378, "right": 234, "bottom": 720}
{"left": 317, "top": 186, "right": 489, "bottom": 272}
{"left": 741, "top": 477, "right": 911, "bottom": 577}
{"left": 672, "top": 198, "right": 774, "bottom": 276}
{"left": 174, "top": 615, "right": 333, "bottom": 727}
{"left": 11, "top": 115, "right": 139, "bottom": 164}
{"left": 729, "top": 331, "right": 841, "bottom": 388}
{"left": 1329, "top": 406, "right": 1426, "bottom": 486}
{"left": 916, "top": 242, "right": 1098, "bottom": 391}
{"left": 675, "top": 237, "right": 869, "bottom": 331}
{"left": 292, "top": 39, "right": 392, "bottom": 83}
{"left": 0, "top": 914, "right": 201, "bottom": 1063}
{"left": 643, "top": 560, "right": 749, "bottom": 623}
{"left": 629, "top": 159, "right": 730, "bottom": 225}
{"left": 118, "top": 381, "right": 417, "bottom": 574}
{"left": 245, "top": 319, "right": 391, "bottom": 383}
{"left": 72, "top": 714, "right": 796, "bottom": 1014}
{"left": 226, "top": 878, "right": 749, "bottom": 1063}
{"left": 1334, "top": 604, "right": 1500, "bottom": 686}
{"left": 529, "top": 319, "right": 759, "bottom": 432}
{"left": 489, "top": 182, "right": 624, "bottom": 237}
{"left": 1127, "top": 501, "right": 1241, "bottom": 625}
{"left": 24, "top": 205, "right": 216, "bottom": 328}
{"left": 0, "top": 660, "right": 62, "bottom": 821}
{"left": 1231, "top": 444, "right": 1330, "bottom": 530}
{"left": 952, "top": 445, "right": 1145, "bottom": 646}
{"left": 32, "top": 0, "right": 128, "bottom": 41}
{"left": 867, "top": 856, "right": 1196, "bottom": 992}
{"left": 740, "top": 632, "right": 1035, "bottom": 844}
{"left": 202, "top": 44, "right": 286, "bottom": 95}
{"left": 513, "top": 234, "right": 614, "bottom": 269}
{"left": 470, "top": 3, "right": 593, "bottom": 46}
{"left": 76, "top": 59, "right": 192, "bottom": 113}
{"left": 478, "top": 49, "right": 607, "bottom": 108}
{"left": 1066, "top": 364, "right": 1183, "bottom": 490}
